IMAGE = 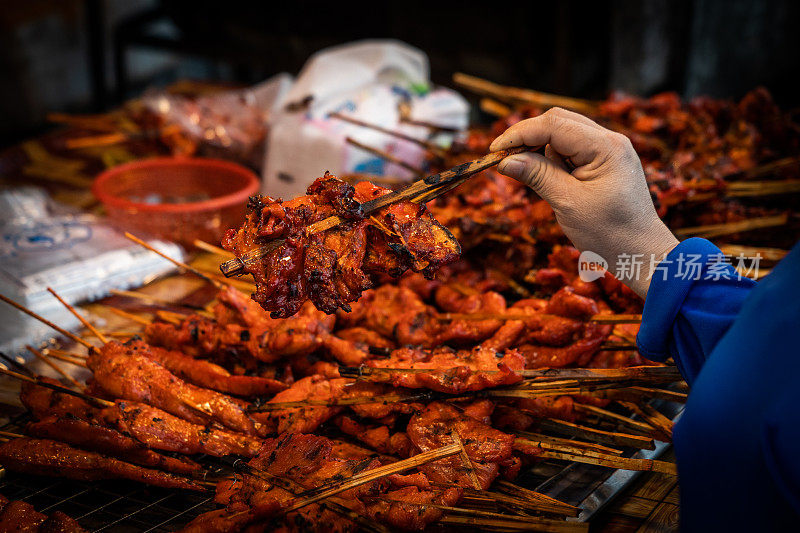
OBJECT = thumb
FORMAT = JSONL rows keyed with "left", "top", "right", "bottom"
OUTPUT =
{"left": 498, "top": 152, "right": 573, "bottom": 206}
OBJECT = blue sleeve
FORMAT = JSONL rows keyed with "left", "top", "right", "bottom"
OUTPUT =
{"left": 635, "top": 238, "right": 756, "bottom": 384}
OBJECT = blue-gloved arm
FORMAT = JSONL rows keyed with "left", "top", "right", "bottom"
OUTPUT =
{"left": 635, "top": 238, "right": 757, "bottom": 384}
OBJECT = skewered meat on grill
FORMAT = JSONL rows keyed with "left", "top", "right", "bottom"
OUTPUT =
{"left": 105, "top": 400, "right": 264, "bottom": 457}
{"left": 222, "top": 173, "right": 461, "bottom": 318}
{"left": 21, "top": 380, "right": 263, "bottom": 457}
{"left": 119, "top": 336, "right": 287, "bottom": 396}
{"left": 406, "top": 401, "right": 519, "bottom": 490}
{"left": 338, "top": 284, "right": 507, "bottom": 348}
{"left": 478, "top": 284, "right": 613, "bottom": 368}
{"left": 27, "top": 416, "right": 200, "bottom": 475}
{"left": 0, "top": 497, "right": 85, "bottom": 533}
{"left": 259, "top": 375, "right": 351, "bottom": 434}
{"left": 147, "top": 298, "right": 335, "bottom": 366}
{"left": 256, "top": 376, "right": 419, "bottom": 435}
{"left": 185, "top": 433, "right": 388, "bottom": 532}
{"left": 0, "top": 438, "right": 204, "bottom": 492}
{"left": 87, "top": 340, "right": 265, "bottom": 436}
{"left": 334, "top": 415, "right": 415, "bottom": 458}
{"left": 184, "top": 432, "right": 460, "bottom": 532}
{"left": 365, "top": 345, "right": 524, "bottom": 393}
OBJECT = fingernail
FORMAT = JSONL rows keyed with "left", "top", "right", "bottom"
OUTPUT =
{"left": 489, "top": 136, "right": 505, "bottom": 152}
{"left": 498, "top": 156, "right": 525, "bottom": 178}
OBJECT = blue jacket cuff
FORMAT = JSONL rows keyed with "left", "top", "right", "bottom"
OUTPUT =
{"left": 636, "top": 238, "right": 729, "bottom": 361}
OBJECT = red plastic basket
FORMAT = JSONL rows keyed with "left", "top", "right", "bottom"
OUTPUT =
{"left": 92, "top": 157, "right": 259, "bottom": 246}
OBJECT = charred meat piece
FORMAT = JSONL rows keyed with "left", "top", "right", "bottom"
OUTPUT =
{"left": 0, "top": 497, "right": 86, "bottom": 533}
{"left": 406, "top": 401, "right": 518, "bottom": 490}
{"left": 26, "top": 416, "right": 200, "bottom": 475}
{"left": 87, "top": 340, "right": 264, "bottom": 436}
{"left": 366, "top": 346, "right": 525, "bottom": 393}
{"left": 0, "top": 438, "right": 203, "bottom": 492}
{"left": 123, "top": 337, "right": 286, "bottom": 396}
{"left": 258, "top": 376, "right": 351, "bottom": 434}
{"left": 20, "top": 380, "right": 262, "bottom": 458}
{"left": 148, "top": 299, "right": 335, "bottom": 364}
{"left": 222, "top": 173, "right": 460, "bottom": 318}
{"left": 104, "top": 401, "right": 264, "bottom": 457}
{"left": 479, "top": 286, "right": 613, "bottom": 368}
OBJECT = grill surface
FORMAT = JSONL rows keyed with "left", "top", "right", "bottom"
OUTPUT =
{"left": 0, "top": 399, "right": 681, "bottom": 531}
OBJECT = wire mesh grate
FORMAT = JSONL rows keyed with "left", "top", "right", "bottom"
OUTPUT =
{"left": 0, "top": 397, "right": 681, "bottom": 530}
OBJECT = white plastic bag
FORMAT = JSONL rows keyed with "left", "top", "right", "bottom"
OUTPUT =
{"left": 263, "top": 40, "right": 468, "bottom": 198}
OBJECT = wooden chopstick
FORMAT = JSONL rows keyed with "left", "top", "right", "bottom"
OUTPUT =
{"left": 220, "top": 146, "right": 532, "bottom": 277}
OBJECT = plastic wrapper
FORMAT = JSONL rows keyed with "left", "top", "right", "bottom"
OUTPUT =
{"left": 141, "top": 73, "right": 292, "bottom": 171}
{"left": 0, "top": 187, "right": 185, "bottom": 356}
{"left": 263, "top": 40, "right": 469, "bottom": 198}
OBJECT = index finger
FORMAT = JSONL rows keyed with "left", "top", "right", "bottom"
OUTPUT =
{"left": 489, "top": 112, "right": 607, "bottom": 167}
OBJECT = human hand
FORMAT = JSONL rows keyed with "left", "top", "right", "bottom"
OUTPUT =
{"left": 490, "top": 107, "right": 678, "bottom": 298}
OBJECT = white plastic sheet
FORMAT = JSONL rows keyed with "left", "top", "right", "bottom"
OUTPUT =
{"left": 263, "top": 40, "right": 468, "bottom": 198}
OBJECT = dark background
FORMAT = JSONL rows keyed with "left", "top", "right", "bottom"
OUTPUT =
{"left": 1, "top": 0, "right": 798, "bottom": 148}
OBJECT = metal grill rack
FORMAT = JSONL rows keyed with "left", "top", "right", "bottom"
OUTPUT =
{"left": 0, "top": 399, "right": 682, "bottom": 531}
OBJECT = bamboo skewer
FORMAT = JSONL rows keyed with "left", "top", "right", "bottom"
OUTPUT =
{"left": 279, "top": 443, "right": 462, "bottom": 514}
{"left": 479, "top": 97, "right": 514, "bottom": 117}
{"left": 618, "top": 401, "right": 674, "bottom": 440}
{"left": 537, "top": 418, "right": 655, "bottom": 450}
{"left": 594, "top": 387, "right": 688, "bottom": 403}
{"left": 673, "top": 213, "right": 789, "bottom": 238}
{"left": 459, "top": 487, "right": 578, "bottom": 517}
{"left": 25, "top": 345, "right": 84, "bottom": 390}
{"left": 572, "top": 403, "right": 656, "bottom": 435}
{"left": 330, "top": 111, "right": 448, "bottom": 157}
{"left": 41, "top": 349, "right": 89, "bottom": 367}
{"left": 92, "top": 331, "right": 140, "bottom": 338}
{"left": 0, "top": 367, "right": 112, "bottom": 408}
{"left": 123, "top": 232, "right": 226, "bottom": 290}
{"left": 436, "top": 312, "right": 642, "bottom": 324}
{"left": 105, "top": 306, "right": 152, "bottom": 326}
{"left": 399, "top": 117, "right": 460, "bottom": 133}
{"left": 537, "top": 449, "right": 677, "bottom": 475}
{"left": 155, "top": 310, "right": 185, "bottom": 324}
{"left": 725, "top": 179, "right": 800, "bottom": 197}
{"left": 514, "top": 430, "right": 623, "bottom": 456}
{"left": 0, "top": 294, "right": 94, "bottom": 350}
{"left": 193, "top": 239, "right": 235, "bottom": 258}
{"left": 440, "top": 514, "right": 588, "bottom": 532}
{"left": 65, "top": 132, "right": 130, "bottom": 149}
{"left": 494, "top": 480, "right": 581, "bottom": 517}
{"left": 345, "top": 137, "right": 425, "bottom": 175}
{"left": 453, "top": 72, "right": 599, "bottom": 114}
{"left": 47, "top": 287, "right": 108, "bottom": 344}
{"left": 451, "top": 430, "right": 483, "bottom": 490}
{"left": 739, "top": 155, "right": 800, "bottom": 179}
